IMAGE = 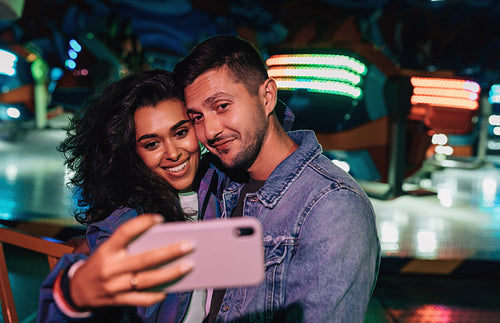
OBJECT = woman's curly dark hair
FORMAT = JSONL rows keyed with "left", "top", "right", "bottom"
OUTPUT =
{"left": 59, "top": 69, "right": 188, "bottom": 224}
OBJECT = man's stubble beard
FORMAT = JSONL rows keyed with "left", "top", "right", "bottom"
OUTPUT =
{"left": 220, "top": 113, "right": 267, "bottom": 171}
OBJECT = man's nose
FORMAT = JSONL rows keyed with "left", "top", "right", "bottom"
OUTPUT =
{"left": 204, "top": 114, "right": 223, "bottom": 142}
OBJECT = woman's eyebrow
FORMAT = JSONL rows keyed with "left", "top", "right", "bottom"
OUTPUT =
{"left": 171, "top": 119, "right": 190, "bottom": 131}
{"left": 137, "top": 120, "right": 190, "bottom": 142}
{"left": 137, "top": 133, "right": 158, "bottom": 142}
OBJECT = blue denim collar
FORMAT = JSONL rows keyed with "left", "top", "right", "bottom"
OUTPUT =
{"left": 277, "top": 99, "right": 295, "bottom": 132}
{"left": 257, "top": 130, "right": 321, "bottom": 207}
{"left": 225, "top": 130, "right": 322, "bottom": 208}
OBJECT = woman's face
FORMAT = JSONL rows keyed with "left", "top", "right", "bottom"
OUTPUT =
{"left": 135, "top": 99, "right": 200, "bottom": 192}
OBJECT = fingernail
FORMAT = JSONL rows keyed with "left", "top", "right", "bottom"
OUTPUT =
{"left": 179, "top": 259, "right": 194, "bottom": 273}
{"left": 179, "top": 241, "right": 195, "bottom": 252}
{"left": 152, "top": 214, "right": 164, "bottom": 223}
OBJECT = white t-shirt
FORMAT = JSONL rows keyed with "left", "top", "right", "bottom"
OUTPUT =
{"left": 178, "top": 191, "right": 213, "bottom": 322}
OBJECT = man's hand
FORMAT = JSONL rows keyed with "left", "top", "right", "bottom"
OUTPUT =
{"left": 70, "top": 214, "right": 194, "bottom": 308}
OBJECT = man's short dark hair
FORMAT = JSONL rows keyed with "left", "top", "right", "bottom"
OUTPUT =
{"left": 173, "top": 35, "right": 269, "bottom": 96}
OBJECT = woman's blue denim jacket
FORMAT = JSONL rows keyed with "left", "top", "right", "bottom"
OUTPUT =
{"left": 37, "top": 160, "right": 227, "bottom": 323}
{"left": 215, "top": 130, "right": 380, "bottom": 323}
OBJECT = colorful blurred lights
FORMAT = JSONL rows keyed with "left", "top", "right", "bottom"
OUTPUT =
{"left": 437, "top": 186, "right": 454, "bottom": 207}
{"left": 6, "top": 107, "right": 20, "bottom": 119}
{"left": 490, "top": 85, "right": 500, "bottom": 103}
{"left": 410, "top": 77, "right": 480, "bottom": 110}
{"left": 65, "top": 59, "right": 76, "bottom": 70}
{"left": 432, "top": 133, "right": 448, "bottom": 145}
{"left": 65, "top": 39, "right": 82, "bottom": 70}
{"left": 380, "top": 222, "right": 400, "bottom": 243}
{"left": 50, "top": 67, "right": 64, "bottom": 81}
{"left": 417, "top": 231, "right": 437, "bottom": 256}
{"left": 266, "top": 53, "right": 367, "bottom": 99}
{"left": 275, "top": 79, "right": 362, "bottom": 99}
{"left": 266, "top": 54, "right": 367, "bottom": 74}
{"left": 5, "top": 164, "right": 18, "bottom": 183}
{"left": 489, "top": 114, "right": 500, "bottom": 125}
{"left": 332, "top": 159, "right": 350, "bottom": 173}
{"left": 68, "top": 49, "right": 78, "bottom": 59}
{"left": 0, "top": 49, "right": 18, "bottom": 76}
{"left": 69, "top": 39, "right": 82, "bottom": 52}
{"left": 380, "top": 222, "right": 400, "bottom": 252}
{"left": 435, "top": 145, "right": 454, "bottom": 156}
{"left": 482, "top": 177, "right": 497, "bottom": 208}
{"left": 411, "top": 95, "right": 478, "bottom": 110}
{"left": 268, "top": 67, "right": 362, "bottom": 84}
{"left": 463, "top": 80, "right": 480, "bottom": 93}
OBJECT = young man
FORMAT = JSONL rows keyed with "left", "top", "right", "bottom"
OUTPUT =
{"left": 173, "top": 35, "right": 380, "bottom": 322}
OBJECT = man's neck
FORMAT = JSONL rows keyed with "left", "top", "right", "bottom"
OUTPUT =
{"left": 246, "top": 124, "right": 298, "bottom": 181}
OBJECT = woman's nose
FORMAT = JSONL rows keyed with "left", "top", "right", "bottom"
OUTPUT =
{"left": 164, "top": 145, "right": 181, "bottom": 161}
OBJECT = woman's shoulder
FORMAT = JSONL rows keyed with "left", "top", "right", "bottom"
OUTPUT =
{"left": 86, "top": 207, "right": 140, "bottom": 250}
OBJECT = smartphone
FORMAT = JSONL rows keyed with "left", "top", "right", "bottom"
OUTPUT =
{"left": 127, "top": 217, "right": 264, "bottom": 292}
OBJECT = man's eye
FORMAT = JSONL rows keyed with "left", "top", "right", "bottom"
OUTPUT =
{"left": 190, "top": 114, "right": 203, "bottom": 124}
{"left": 217, "top": 103, "right": 229, "bottom": 111}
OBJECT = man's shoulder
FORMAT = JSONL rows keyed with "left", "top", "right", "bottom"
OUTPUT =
{"left": 301, "top": 153, "right": 369, "bottom": 197}
{"left": 279, "top": 129, "right": 369, "bottom": 198}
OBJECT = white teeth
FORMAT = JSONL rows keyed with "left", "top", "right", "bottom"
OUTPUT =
{"left": 165, "top": 160, "right": 188, "bottom": 173}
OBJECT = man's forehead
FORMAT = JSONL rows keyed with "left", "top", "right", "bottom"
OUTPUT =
{"left": 184, "top": 70, "right": 239, "bottom": 107}
{"left": 184, "top": 70, "right": 222, "bottom": 97}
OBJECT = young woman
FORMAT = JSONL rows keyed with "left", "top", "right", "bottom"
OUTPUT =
{"left": 38, "top": 69, "right": 227, "bottom": 322}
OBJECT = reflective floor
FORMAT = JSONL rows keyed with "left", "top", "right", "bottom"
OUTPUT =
{"left": 1, "top": 115, "right": 500, "bottom": 322}
{"left": 371, "top": 166, "right": 500, "bottom": 268}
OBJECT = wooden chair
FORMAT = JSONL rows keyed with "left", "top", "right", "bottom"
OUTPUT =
{"left": 0, "top": 225, "right": 75, "bottom": 323}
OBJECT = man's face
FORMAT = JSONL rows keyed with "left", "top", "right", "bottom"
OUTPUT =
{"left": 184, "top": 68, "right": 268, "bottom": 170}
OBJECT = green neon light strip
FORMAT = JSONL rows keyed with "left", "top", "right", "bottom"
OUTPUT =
{"left": 266, "top": 54, "right": 367, "bottom": 75}
{"left": 268, "top": 66, "right": 362, "bottom": 85}
{"left": 275, "top": 78, "right": 363, "bottom": 99}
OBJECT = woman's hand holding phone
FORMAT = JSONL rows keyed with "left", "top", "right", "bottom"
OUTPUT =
{"left": 69, "top": 214, "right": 195, "bottom": 308}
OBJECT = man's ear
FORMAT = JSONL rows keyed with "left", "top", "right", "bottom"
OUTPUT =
{"left": 261, "top": 78, "right": 278, "bottom": 116}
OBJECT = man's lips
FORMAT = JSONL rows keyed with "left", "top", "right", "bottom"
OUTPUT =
{"left": 210, "top": 138, "right": 234, "bottom": 151}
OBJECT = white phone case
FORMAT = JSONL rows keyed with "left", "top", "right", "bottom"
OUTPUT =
{"left": 127, "top": 217, "right": 264, "bottom": 292}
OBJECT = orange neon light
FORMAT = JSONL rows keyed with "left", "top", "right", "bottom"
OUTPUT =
{"left": 410, "top": 77, "right": 480, "bottom": 93}
{"left": 411, "top": 95, "right": 478, "bottom": 110}
{"left": 410, "top": 76, "right": 480, "bottom": 110}
{"left": 413, "top": 87, "right": 479, "bottom": 100}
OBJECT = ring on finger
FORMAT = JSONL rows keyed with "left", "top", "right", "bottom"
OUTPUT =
{"left": 130, "top": 275, "right": 139, "bottom": 291}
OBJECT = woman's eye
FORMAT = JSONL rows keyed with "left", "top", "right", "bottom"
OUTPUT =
{"left": 176, "top": 129, "right": 189, "bottom": 138}
{"left": 144, "top": 141, "right": 159, "bottom": 150}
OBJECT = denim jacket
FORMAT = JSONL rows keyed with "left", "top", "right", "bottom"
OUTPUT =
{"left": 37, "top": 160, "right": 227, "bottom": 323}
{"left": 215, "top": 130, "right": 380, "bottom": 323}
